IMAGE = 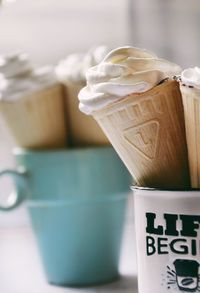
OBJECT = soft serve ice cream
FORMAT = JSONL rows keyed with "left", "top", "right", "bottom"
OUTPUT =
{"left": 0, "top": 66, "right": 58, "bottom": 101}
{"left": 180, "top": 67, "right": 200, "bottom": 90}
{"left": 0, "top": 53, "right": 32, "bottom": 78}
{"left": 78, "top": 46, "right": 181, "bottom": 114}
{"left": 0, "top": 52, "right": 58, "bottom": 101}
{"left": 56, "top": 46, "right": 111, "bottom": 84}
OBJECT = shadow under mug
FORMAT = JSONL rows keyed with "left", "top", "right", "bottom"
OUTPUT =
{"left": 0, "top": 146, "right": 131, "bottom": 210}
{"left": 133, "top": 187, "right": 200, "bottom": 293}
{"left": 0, "top": 147, "right": 131, "bottom": 286}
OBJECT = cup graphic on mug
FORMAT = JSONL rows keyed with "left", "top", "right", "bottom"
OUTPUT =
{"left": 173, "top": 259, "right": 199, "bottom": 292}
{"left": 133, "top": 187, "right": 200, "bottom": 293}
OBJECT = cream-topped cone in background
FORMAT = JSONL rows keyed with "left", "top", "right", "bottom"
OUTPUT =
{"left": 0, "top": 84, "right": 68, "bottom": 149}
{"left": 180, "top": 84, "right": 200, "bottom": 187}
{"left": 56, "top": 46, "right": 111, "bottom": 146}
{"left": 93, "top": 80, "right": 190, "bottom": 188}
{"left": 63, "top": 81, "right": 109, "bottom": 146}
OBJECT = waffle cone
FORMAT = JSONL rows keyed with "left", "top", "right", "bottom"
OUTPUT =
{"left": 93, "top": 80, "right": 190, "bottom": 188}
{"left": 0, "top": 84, "right": 68, "bottom": 149}
{"left": 180, "top": 85, "right": 200, "bottom": 187}
{"left": 63, "top": 81, "right": 109, "bottom": 146}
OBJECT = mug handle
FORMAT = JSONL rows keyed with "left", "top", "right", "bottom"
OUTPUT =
{"left": 0, "top": 169, "right": 29, "bottom": 211}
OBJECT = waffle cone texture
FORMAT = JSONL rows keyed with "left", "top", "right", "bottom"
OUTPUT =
{"left": 63, "top": 82, "right": 109, "bottom": 146}
{"left": 181, "top": 85, "right": 200, "bottom": 188}
{"left": 0, "top": 84, "right": 68, "bottom": 149}
{"left": 93, "top": 80, "right": 190, "bottom": 188}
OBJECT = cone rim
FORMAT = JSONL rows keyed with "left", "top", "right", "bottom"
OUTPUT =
{"left": 92, "top": 79, "right": 179, "bottom": 117}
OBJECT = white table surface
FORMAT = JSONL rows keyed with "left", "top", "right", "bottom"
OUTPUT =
{"left": 0, "top": 198, "right": 138, "bottom": 293}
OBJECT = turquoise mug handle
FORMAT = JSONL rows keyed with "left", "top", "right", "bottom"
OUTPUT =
{"left": 0, "top": 169, "right": 29, "bottom": 211}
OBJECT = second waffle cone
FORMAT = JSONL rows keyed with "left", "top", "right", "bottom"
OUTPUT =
{"left": 181, "top": 85, "right": 200, "bottom": 188}
{"left": 0, "top": 84, "right": 68, "bottom": 149}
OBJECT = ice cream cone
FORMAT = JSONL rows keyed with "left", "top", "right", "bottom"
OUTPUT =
{"left": 93, "top": 79, "right": 190, "bottom": 188}
{"left": 180, "top": 84, "right": 200, "bottom": 187}
{"left": 63, "top": 81, "right": 109, "bottom": 146}
{"left": 0, "top": 84, "right": 68, "bottom": 149}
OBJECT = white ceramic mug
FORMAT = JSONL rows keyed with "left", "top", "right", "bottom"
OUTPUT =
{"left": 133, "top": 187, "right": 200, "bottom": 293}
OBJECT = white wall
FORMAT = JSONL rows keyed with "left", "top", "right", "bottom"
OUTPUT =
{"left": 0, "top": 0, "right": 130, "bottom": 65}
{"left": 129, "top": 0, "right": 200, "bottom": 67}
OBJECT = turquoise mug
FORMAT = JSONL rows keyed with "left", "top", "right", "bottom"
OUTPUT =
{"left": 28, "top": 194, "right": 128, "bottom": 286}
{"left": 0, "top": 146, "right": 131, "bottom": 210}
{"left": 0, "top": 147, "right": 131, "bottom": 285}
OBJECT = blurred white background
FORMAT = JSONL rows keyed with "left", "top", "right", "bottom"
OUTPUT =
{"left": 129, "top": 0, "right": 200, "bottom": 67}
{"left": 0, "top": 0, "right": 130, "bottom": 64}
{"left": 1, "top": 0, "right": 200, "bottom": 226}
{"left": 0, "top": 0, "right": 130, "bottom": 226}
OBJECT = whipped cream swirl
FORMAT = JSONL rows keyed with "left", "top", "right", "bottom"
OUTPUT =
{"left": 56, "top": 45, "right": 111, "bottom": 84}
{"left": 0, "top": 66, "right": 57, "bottom": 101}
{"left": 78, "top": 46, "right": 181, "bottom": 114}
{"left": 0, "top": 53, "right": 32, "bottom": 78}
{"left": 181, "top": 67, "right": 200, "bottom": 89}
